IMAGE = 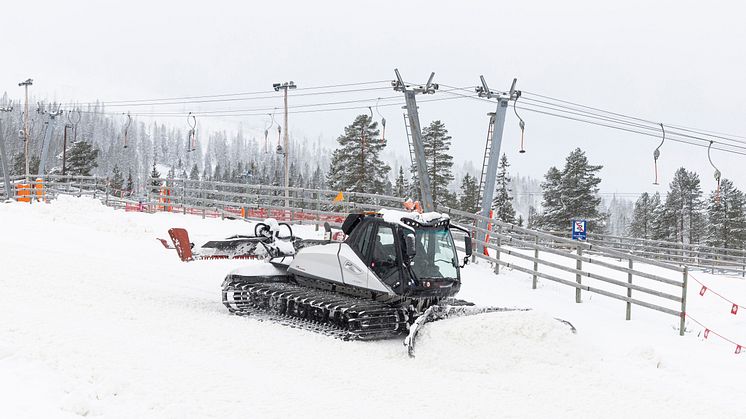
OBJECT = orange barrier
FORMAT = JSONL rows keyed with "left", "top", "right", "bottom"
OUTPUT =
{"left": 35, "top": 178, "right": 44, "bottom": 202}
{"left": 484, "top": 210, "right": 493, "bottom": 256}
{"left": 16, "top": 183, "right": 31, "bottom": 202}
{"left": 159, "top": 187, "right": 172, "bottom": 212}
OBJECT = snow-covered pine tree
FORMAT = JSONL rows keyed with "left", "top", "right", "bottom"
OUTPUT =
{"left": 628, "top": 192, "right": 660, "bottom": 239}
{"left": 492, "top": 153, "right": 516, "bottom": 224}
{"left": 10, "top": 152, "right": 40, "bottom": 176}
{"left": 559, "top": 148, "right": 605, "bottom": 232}
{"left": 66, "top": 140, "right": 99, "bottom": 176}
{"left": 394, "top": 166, "right": 409, "bottom": 197}
{"left": 706, "top": 178, "right": 746, "bottom": 249}
{"left": 150, "top": 162, "right": 161, "bottom": 191}
{"left": 310, "top": 164, "right": 324, "bottom": 190}
{"left": 661, "top": 167, "right": 706, "bottom": 244}
{"left": 458, "top": 173, "right": 480, "bottom": 214}
{"left": 189, "top": 164, "right": 199, "bottom": 180}
{"left": 538, "top": 166, "right": 563, "bottom": 230}
{"left": 125, "top": 169, "right": 134, "bottom": 195}
{"left": 327, "top": 114, "right": 390, "bottom": 195}
{"left": 526, "top": 206, "right": 539, "bottom": 230}
{"left": 421, "top": 120, "right": 455, "bottom": 206}
{"left": 110, "top": 164, "right": 124, "bottom": 192}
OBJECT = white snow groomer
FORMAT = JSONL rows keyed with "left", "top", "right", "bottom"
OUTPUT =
{"left": 218, "top": 209, "right": 531, "bottom": 355}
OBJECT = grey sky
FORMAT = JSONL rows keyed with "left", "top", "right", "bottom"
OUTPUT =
{"left": 2, "top": 0, "right": 745, "bottom": 196}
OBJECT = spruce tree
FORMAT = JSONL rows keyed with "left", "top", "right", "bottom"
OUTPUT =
{"left": 125, "top": 170, "right": 134, "bottom": 195}
{"left": 539, "top": 148, "right": 605, "bottom": 232}
{"left": 327, "top": 114, "right": 390, "bottom": 195}
{"left": 493, "top": 153, "right": 516, "bottom": 224}
{"left": 394, "top": 166, "right": 409, "bottom": 197}
{"left": 189, "top": 164, "right": 200, "bottom": 180}
{"left": 66, "top": 141, "right": 99, "bottom": 176}
{"left": 110, "top": 165, "right": 124, "bottom": 192}
{"left": 628, "top": 192, "right": 660, "bottom": 239}
{"left": 539, "top": 166, "right": 564, "bottom": 230}
{"left": 421, "top": 120, "right": 455, "bottom": 206}
{"left": 706, "top": 178, "right": 746, "bottom": 249}
{"left": 150, "top": 162, "right": 162, "bottom": 192}
{"left": 11, "top": 153, "right": 40, "bottom": 176}
{"left": 458, "top": 173, "right": 480, "bottom": 214}
{"left": 661, "top": 167, "right": 706, "bottom": 244}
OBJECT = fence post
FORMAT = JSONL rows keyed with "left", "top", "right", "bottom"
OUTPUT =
{"left": 576, "top": 245, "right": 583, "bottom": 303}
{"left": 105, "top": 177, "right": 109, "bottom": 207}
{"left": 315, "top": 191, "right": 320, "bottom": 232}
{"left": 182, "top": 179, "right": 187, "bottom": 215}
{"left": 532, "top": 235, "right": 539, "bottom": 289}
{"left": 680, "top": 266, "right": 688, "bottom": 336}
{"left": 626, "top": 259, "right": 633, "bottom": 320}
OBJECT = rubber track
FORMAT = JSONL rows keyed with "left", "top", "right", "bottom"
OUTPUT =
{"left": 223, "top": 281, "right": 410, "bottom": 341}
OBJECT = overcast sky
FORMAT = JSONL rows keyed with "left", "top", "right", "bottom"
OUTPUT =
{"left": 2, "top": 0, "right": 745, "bottom": 196}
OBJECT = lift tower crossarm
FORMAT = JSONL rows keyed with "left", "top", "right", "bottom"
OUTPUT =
{"left": 475, "top": 76, "right": 521, "bottom": 257}
{"left": 37, "top": 104, "right": 64, "bottom": 176}
{"left": 392, "top": 69, "right": 437, "bottom": 212}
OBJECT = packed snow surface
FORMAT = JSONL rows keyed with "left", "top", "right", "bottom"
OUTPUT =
{"left": 1, "top": 196, "right": 745, "bottom": 418}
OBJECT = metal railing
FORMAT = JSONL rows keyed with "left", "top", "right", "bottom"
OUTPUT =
{"left": 439, "top": 206, "right": 688, "bottom": 335}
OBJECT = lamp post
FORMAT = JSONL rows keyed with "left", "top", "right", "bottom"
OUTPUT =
{"left": 18, "top": 78, "right": 33, "bottom": 181}
{"left": 273, "top": 81, "right": 297, "bottom": 209}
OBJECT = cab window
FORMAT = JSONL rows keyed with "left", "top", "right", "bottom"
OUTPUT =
{"left": 370, "top": 225, "right": 398, "bottom": 280}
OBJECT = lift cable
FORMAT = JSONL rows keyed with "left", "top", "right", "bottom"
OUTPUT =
{"left": 59, "top": 84, "right": 393, "bottom": 108}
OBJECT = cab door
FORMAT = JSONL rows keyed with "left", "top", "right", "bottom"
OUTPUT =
{"left": 338, "top": 220, "right": 375, "bottom": 287}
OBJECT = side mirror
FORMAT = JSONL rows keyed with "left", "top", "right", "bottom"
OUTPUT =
{"left": 404, "top": 234, "right": 417, "bottom": 258}
{"left": 464, "top": 235, "right": 473, "bottom": 257}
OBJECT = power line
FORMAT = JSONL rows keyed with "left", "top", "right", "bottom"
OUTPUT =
{"left": 521, "top": 90, "right": 746, "bottom": 146}
{"left": 438, "top": 87, "right": 746, "bottom": 156}
{"left": 58, "top": 81, "right": 392, "bottom": 107}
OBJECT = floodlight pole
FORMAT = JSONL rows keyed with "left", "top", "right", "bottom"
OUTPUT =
{"left": 392, "top": 68, "right": 437, "bottom": 212}
{"left": 273, "top": 81, "right": 297, "bottom": 209}
{"left": 18, "top": 78, "right": 33, "bottom": 182}
{"left": 475, "top": 76, "right": 520, "bottom": 252}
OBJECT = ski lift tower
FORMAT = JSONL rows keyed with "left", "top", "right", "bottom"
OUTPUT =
{"left": 392, "top": 69, "right": 437, "bottom": 212}
{"left": 475, "top": 76, "right": 520, "bottom": 253}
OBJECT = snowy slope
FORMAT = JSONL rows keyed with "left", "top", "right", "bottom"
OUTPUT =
{"left": 0, "top": 197, "right": 744, "bottom": 419}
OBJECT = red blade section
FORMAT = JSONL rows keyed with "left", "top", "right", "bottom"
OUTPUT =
{"left": 168, "top": 228, "right": 194, "bottom": 262}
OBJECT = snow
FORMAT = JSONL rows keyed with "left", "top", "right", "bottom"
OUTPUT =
{"left": 1, "top": 196, "right": 745, "bottom": 418}
{"left": 378, "top": 208, "right": 448, "bottom": 228}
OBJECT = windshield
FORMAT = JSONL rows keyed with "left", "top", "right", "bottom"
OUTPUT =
{"left": 411, "top": 227, "right": 458, "bottom": 279}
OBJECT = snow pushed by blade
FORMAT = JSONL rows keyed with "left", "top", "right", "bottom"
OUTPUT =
{"left": 413, "top": 311, "right": 583, "bottom": 373}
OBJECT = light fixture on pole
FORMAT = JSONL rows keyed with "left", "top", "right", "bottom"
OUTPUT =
{"left": 273, "top": 81, "right": 297, "bottom": 209}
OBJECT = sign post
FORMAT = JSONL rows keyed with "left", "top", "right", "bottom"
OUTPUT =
{"left": 571, "top": 219, "right": 587, "bottom": 241}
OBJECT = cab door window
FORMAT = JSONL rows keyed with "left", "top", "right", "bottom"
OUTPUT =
{"left": 370, "top": 225, "right": 399, "bottom": 281}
